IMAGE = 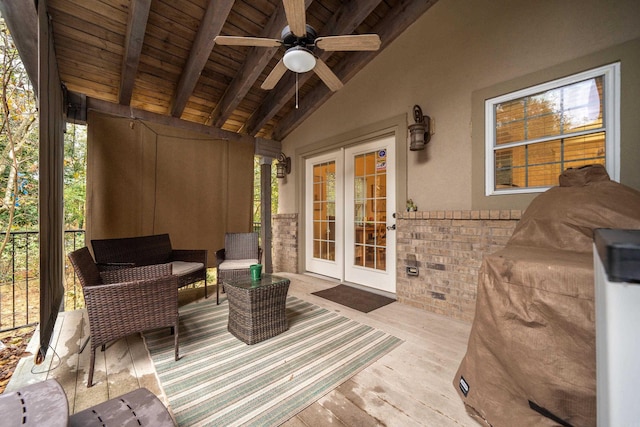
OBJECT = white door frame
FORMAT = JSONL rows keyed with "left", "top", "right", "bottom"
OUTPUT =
{"left": 295, "top": 114, "right": 409, "bottom": 294}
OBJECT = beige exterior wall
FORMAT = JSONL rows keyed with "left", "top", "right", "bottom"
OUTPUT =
{"left": 275, "top": 0, "right": 640, "bottom": 318}
{"left": 280, "top": 0, "right": 640, "bottom": 213}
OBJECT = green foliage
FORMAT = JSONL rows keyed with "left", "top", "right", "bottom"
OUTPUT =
{"left": 253, "top": 156, "right": 279, "bottom": 225}
{"left": 0, "top": 18, "right": 38, "bottom": 235}
{"left": 0, "top": 17, "right": 89, "bottom": 325}
{"left": 63, "top": 123, "right": 87, "bottom": 229}
{"left": 0, "top": 16, "right": 88, "bottom": 234}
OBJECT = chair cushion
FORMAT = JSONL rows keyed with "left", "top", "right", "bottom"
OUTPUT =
{"left": 218, "top": 259, "right": 259, "bottom": 271}
{"left": 169, "top": 261, "right": 204, "bottom": 276}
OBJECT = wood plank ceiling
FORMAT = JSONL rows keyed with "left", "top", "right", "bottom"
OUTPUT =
{"left": 45, "top": 0, "right": 438, "bottom": 141}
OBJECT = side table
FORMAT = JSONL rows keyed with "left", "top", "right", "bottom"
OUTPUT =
{"left": 224, "top": 274, "right": 290, "bottom": 344}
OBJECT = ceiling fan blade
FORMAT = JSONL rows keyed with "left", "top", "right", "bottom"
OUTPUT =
{"left": 313, "top": 58, "right": 343, "bottom": 92}
{"left": 261, "top": 59, "right": 288, "bottom": 90}
{"left": 315, "top": 34, "right": 381, "bottom": 51}
{"left": 214, "top": 36, "right": 281, "bottom": 48}
{"left": 283, "top": 0, "right": 307, "bottom": 37}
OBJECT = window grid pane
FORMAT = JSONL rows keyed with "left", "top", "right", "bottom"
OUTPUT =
{"left": 496, "top": 77, "right": 603, "bottom": 146}
{"left": 353, "top": 150, "right": 387, "bottom": 271}
{"left": 495, "top": 132, "right": 605, "bottom": 189}
{"left": 493, "top": 75, "right": 606, "bottom": 190}
{"left": 312, "top": 162, "right": 336, "bottom": 261}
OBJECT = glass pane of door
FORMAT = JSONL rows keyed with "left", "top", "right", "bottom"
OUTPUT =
{"left": 306, "top": 152, "right": 343, "bottom": 279}
{"left": 353, "top": 151, "right": 387, "bottom": 271}
{"left": 312, "top": 161, "right": 336, "bottom": 261}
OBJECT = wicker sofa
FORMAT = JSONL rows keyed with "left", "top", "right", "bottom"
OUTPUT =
{"left": 91, "top": 233, "right": 208, "bottom": 297}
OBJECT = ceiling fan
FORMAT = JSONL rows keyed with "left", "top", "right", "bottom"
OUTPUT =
{"left": 214, "top": 0, "right": 381, "bottom": 92}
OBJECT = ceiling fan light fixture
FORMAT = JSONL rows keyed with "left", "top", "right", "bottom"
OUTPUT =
{"left": 283, "top": 47, "right": 316, "bottom": 73}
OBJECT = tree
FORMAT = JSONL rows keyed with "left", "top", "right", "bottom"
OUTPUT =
{"left": 252, "top": 156, "right": 279, "bottom": 227}
{"left": 63, "top": 123, "right": 87, "bottom": 229}
{"left": 0, "top": 17, "right": 38, "bottom": 254}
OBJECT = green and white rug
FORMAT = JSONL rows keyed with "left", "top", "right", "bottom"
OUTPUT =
{"left": 143, "top": 296, "right": 403, "bottom": 426}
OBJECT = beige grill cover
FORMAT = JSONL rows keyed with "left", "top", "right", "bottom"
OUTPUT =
{"left": 454, "top": 166, "right": 640, "bottom": 426}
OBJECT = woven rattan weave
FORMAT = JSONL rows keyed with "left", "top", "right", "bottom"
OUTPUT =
{"left": 225, "top": 274, "right": 290, "bottom": 344}
{"left": 216, "top": 232, "right": 262, "bottom": 304}
{"left": 68, "top": 247, "right": 179, "bottom": 387}
{"left": 92, "top": 234, "right": 208, "bottom": 297}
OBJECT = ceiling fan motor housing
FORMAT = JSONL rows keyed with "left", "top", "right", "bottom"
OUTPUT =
{"left": 281, "top": 24, "right": 318, "bottom": 51}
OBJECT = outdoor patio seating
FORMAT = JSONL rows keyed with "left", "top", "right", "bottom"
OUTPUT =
{"left": 68, "top": 247, "right": 180, "bottom": 387}
{"left": 216, "top": 232, "right": 262, "bottom": 304}
{"left": 91, "top": 233, "right": 208, "bottom": 297}
{"left": 0, "top": 378, "right": 176, "bottom": 426}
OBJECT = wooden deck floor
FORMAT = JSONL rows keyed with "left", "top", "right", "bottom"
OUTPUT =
{"left": 7, "top": 273, "right": 476, "bottom": 426}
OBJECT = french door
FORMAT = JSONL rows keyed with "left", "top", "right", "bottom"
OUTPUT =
{"left": 305, "top": 151, "right": 344, "bottom": 278}
{"left": 305, "top": 136, "right": 396, "bottom": 293}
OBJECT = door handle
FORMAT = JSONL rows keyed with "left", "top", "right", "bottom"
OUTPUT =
{"left": 386, "top": 224, "right": 396, "bottom": 231}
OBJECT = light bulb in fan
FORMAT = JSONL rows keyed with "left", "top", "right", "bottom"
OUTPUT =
{"left": 283, "top": 47, "right": 316, "bottom": 73}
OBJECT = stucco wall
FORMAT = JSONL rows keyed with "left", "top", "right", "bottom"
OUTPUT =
{"left": 280, "top": 0, "right": 640, "bottom": 213}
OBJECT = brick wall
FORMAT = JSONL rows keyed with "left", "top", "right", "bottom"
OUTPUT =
{"left": 273, "top": 213, "right": 298, "bottom": 273}
{"left": 396, "top": 210, "right": 521, "bottom": 322}
{"left": 272, "top": 210, "right": 522, "bottom": 323}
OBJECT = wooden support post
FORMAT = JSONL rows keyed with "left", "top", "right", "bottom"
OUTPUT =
{"left": 260, "top": 157, "right": 273, "bottom": 273}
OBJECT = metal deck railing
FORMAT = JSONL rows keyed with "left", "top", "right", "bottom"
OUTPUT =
{"left": 0, "top": 230, "right": 86, "bottom": 332}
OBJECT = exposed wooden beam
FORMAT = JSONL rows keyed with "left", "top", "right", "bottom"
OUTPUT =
{"left": 255, "top": 137, "right": 282, "bottom": 159}
{"left": 0, "top": 0, "right": 38, "bottom": 93}
{"left": 242, "top": 0, "right": 383, "bottom": 136}
{"left": 273, "top": 0, "right": 439, "bottom": 140}
{"left": 84, "top": 95, "right": 258, "bottom": 145}
{"left": 119, "top": 0, "right": 152, "bottom": 105}
{"left": 170, "top": 0, "right": 234, "bottom": 118}
{"left": 209, "top": 0, "right": 314, "bottom": 128}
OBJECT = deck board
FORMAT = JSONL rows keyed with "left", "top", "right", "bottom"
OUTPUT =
{"left": 6, "top": 274, "right": 476, "bottom": 426}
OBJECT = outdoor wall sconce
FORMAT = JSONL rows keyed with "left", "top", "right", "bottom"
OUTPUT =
{"left": 276, "top": 152, "right": 291, "bottom": 179}
{"left": 409, "top": 104, "right": 431, "bottom": 151}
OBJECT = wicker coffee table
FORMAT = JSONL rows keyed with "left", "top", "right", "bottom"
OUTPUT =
{"left": 224, "top": 274, "right": 290, "bottom": 344}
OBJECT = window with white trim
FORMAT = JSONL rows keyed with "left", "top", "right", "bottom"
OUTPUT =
{"left": 485, "top": 63, "right": 620, "bottom": 195}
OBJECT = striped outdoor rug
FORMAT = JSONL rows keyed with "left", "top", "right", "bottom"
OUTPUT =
{"left": 143, "top": 296, "right": 403, "bottom": 427}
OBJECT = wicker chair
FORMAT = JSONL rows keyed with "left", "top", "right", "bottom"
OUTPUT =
{"left": 68, "top": 247, "right": 179, "bottom": 387}
{"left": 216, "top": 232, "right": 262, "bottom": 304}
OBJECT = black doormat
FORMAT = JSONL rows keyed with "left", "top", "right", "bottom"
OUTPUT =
{"left": 312, "top": 284, "right": 396, "bottom": 313}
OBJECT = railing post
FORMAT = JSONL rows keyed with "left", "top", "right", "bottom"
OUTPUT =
{"left": 25, "top": 233, "right": 29, "bottom": 324}
{"left": 11, "top": 235, "right": 16, "bottom": 328}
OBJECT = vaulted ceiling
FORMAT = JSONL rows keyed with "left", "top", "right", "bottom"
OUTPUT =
{"left": 3, "top": 0, "right": 438, "bottom": 142}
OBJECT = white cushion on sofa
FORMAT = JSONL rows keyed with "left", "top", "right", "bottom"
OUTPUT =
{"left": 218, "top": 259, "right": 259, "bottom": 271}
{"left": 169, "top": 261, "right": 204, "bottom": 276}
